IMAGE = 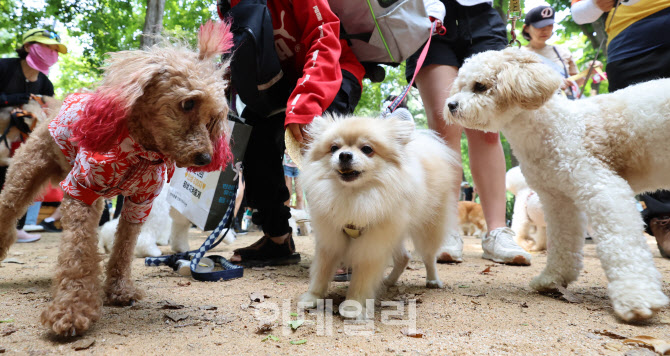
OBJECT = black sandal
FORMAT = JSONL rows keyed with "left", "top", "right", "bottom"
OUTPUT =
{"left": 232, "top": 233, "right": 301, "bottom": 267}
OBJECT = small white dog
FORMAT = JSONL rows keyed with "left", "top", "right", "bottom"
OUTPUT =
{"left": 99, "top": 186, "right": 192, "bottom": 257}
{"left": 506, "top": 166, "right": 547, "bottom": 252}
{"left": 298, "top": 114, "right": 460, "bottom": 318}
{"left": 444, "top": 48, "right": 670, "bottom": 321}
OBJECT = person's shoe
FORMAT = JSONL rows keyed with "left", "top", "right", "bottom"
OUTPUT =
{"left": 650, "top": 216, "right": 670, "bottom": 259}
{"left": 437, "top": 231, "right": 463, "bottom": 263}
{"left": 231, "top": 232, "right": 300, "bottom": 267}
{"left": 23, "top": 224, "right": 44, "bottom": 232}
{"left": 39, "top": 220, "right": 62, "bottom": 232}
{"left": 482, "top": 227, "right": 531, "bottom": 265}
{"left": 16, "top": 229, "right": 41, "bottom": 243}
{"left": 234, "top": 219, "right": 248, "bottom": 235}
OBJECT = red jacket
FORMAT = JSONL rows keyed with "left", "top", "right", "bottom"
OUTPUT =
{"left": 229, "top": 0, "right": 365, "bottom": 126}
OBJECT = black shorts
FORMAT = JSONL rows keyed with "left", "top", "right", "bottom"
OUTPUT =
{"left": 405, "top": 0, "right": 507, "bottom": 81}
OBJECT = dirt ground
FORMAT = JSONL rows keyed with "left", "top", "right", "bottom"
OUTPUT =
{"left": 1, "top": 228, "right": 669, "bottom": 355}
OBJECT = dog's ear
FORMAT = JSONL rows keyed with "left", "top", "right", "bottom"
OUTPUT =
{"left": 198, "top": 20, "right": 234, "bottom": 61}
{"left": 387, "top": 117, "right": 415, "bottom": 146}
{"left": 497, "top": 49, "right": 562, "bottom": 110}
{"left": 69, "top": 52, "right": 167, "bottom": 152}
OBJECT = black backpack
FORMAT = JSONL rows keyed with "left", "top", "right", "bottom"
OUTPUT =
{"left": 218, "top": 0, "right": 295, "bottom": 118}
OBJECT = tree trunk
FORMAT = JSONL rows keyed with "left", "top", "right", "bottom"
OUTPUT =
{"left": 140, "top": 0, "right": 166, "bottom": 48}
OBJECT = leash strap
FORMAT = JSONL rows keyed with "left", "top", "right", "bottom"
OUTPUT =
{"left": 383, "top": 21, "right": 440, "bottom": 116}
{"left": 507, "top": 0, "right": 521, "bottom": 47}
{"left": 145, "top": 189, "right": 243, "bottom": 281}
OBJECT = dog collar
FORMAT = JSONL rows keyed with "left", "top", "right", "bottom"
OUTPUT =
{"left": 343, "top": 224, "right": 364, "bottom": 239}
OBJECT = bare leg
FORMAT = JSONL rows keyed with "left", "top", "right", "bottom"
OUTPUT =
{"left": 41, "top": 196, "right": 104, "bottom": 336}
{"left": 104, "top": 217, "right": 145, "bottom": 305}
{"left": 284, "top": 174, "right": 292, "bottom": 207}
{"left": 294, "top": 177, "right": 304, "bottom": 210}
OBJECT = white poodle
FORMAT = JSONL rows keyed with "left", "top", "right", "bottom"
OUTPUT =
{"left": 444, "top": 48, "right": 670, "bottom": 321}
{"left": 506, "top": 166, "right": 546, "bottom": 252}
{"left": 99, "top": 186, "right": 192, "bottom": 257}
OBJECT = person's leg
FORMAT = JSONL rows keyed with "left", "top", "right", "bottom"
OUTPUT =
{"left": 283, "top": 168, "right": 293, "bottom": 207}
{"left": 230, "top": 112, "right": 297, "bottom": 266}
{"left": 294, "top": 174, "right": 304, "bottom": 210}
{"left": 464, "top": 130, "right": 507, "bottom": 230}
{"left": 414, "top": 64, "right": 465, "bottom": 262}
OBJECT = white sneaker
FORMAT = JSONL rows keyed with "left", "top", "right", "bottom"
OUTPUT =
{"left": 23, "top": 224, "right": 44, "bottom": 232}
{"left": 437, "top": 231, "right": 463, "bottom": 263}
{"left": 482, "top": 227, "right": 531, "bottom": 265}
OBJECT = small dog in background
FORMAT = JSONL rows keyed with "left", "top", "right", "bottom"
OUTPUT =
{"left": 444, "top": 48, "right": 670, "bottom": 321}
{"left": 0, "top": 96, "right": 60, "bottom": 166}
{"left": 0, "top": 21, "right": 235, "bottom": 336}
{"left": 288, "top": 208, "right": 311, "bottom": 236}
{"left": 506, "top": 166, "right": 546, "bottom": 252}
{"left": 299, "top": 113, "right": 460, "bottom": 319}
{"left": 99, "top": 185, "right": 192, "bottom": 257}
{"left": 457, "top": 201, "right": 486, "bottom": 238}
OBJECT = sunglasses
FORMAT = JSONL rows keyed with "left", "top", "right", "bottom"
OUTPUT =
{"left": 23, "top": 30, "right": 61, "bottom": 43}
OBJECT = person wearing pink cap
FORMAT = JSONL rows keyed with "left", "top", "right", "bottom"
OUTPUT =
{"left": 0, "top": 28, "right": 67, "bottom": 243}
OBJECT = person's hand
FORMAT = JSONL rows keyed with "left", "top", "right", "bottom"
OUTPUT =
{"left": 561, "top": 78, "right": 572, "bottom": 90}
{"left": 288, "top": 123, "right": 308, "bottom": 143}
{"left": 594, "top": 0, "right": 615, "bottom": 12}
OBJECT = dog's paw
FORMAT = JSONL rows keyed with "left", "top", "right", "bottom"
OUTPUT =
{"left": 426, "top": 279, "right": 444, "bottom": 289}
{"left": 530, "top": 272, "right": 567, "bottom": 292}
{"left": 105, "top": 280, "right": 145, "bottom": 306}
{"left": 298, "top": 292, "right": 320, "bottom": 309}
{"left": 383, "top": 277, "right": 398, "bottom": 287}
{"left": 609, "top": 280, "right": 670, "bottom": 321}
{"left": 136, "top": 244, "right": 161, "bottom": 258}
{"left": 171, "top": 239, "right": 190, "bottom": 253}
{"left": 41, "top": 299, "right": 101, "bottom": 337}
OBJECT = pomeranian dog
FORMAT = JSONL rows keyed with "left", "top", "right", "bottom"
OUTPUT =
{"left": 457, "top": 201, "right": 486, "bottom": 238}
{"left": 298, "top": 114, "right": 460, "bottom": 318}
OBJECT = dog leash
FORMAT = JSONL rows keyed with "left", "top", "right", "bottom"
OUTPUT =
{"left": 145, "top": 190, "right": 243, "bottom": 282}
{"left": 383, "top": 21, "right": 443, "bottom": 116}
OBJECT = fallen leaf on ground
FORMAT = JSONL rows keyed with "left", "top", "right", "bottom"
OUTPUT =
{"left": 72, "top": 339, "right": 95, "bottom": 351}
{"left": 199, "top": 305, "right": 217, "bottom": 311}
{"left": 18, "top": 288, "right": 37, "bottom": 295}
{"left": 556, "top": 286, "right": 582, "bottom": 303}
{"left": 177, "top": 281, "right": 191, "bottom": 287}
{"left": 480, "top": 266, "right": 492, "bottom": 275}
{"left": 401, "top": 328, "right": 425, "bottom": 338}
{"left": 256, "top": 322, "right": 274, "bottom": 334}
{"left": 289, "top": 339, "right": 307, "bottom": 345}
{"left": 594, "top": 330, "right": 627, "bottom": 340}
{"left": 160, "top": 302, "right": 184, "bottom": 310}
{"left": 406, "top": 265, "right": 420, "bottom": 270}
{"left": 0, "top": 320, "right": 13, "bottom": 323}
{"left": 603, "top": 342, "right": 624, "bottom": 351}
{"left": 288, "top": 320, "right": 304, "bottom": 331}
{"left": 2, "top": 327, "right": 16, "bottom": 336}
{"left": 261, "top": 334, "right": 279, "bottom": 342}
{"left": 164, "top": 312, "right": 189, "bottom": 322}
{"left": 520, "top": 302, "right": 529, "bottom": 308}
{"left": 623, "top": 335, "right": 670, "bottom": 355}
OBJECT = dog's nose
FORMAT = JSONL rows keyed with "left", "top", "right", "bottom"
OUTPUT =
{"left": 339, "top": 151, "right": 353, "bottom": 162}
{"left": 193, "top": 152, "right": 212, "bottom": 166}
{"left": 447, "top": 101, "right": 459, "bottom": 113}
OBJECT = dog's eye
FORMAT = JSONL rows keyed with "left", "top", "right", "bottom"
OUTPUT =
{"left": 473, "top": 82, "right": 488, "bottom": 93}
{"left": 181, "top": 99, "right": 195, "bottom": 111}
{"left": 361, "top": 145, "right": 373, "bottom": 155}
{"left": 330, "top": 145, "right": 339, "bottom": 154}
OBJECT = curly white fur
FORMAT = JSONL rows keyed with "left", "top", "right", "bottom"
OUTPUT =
{"left": 99, "top": 185, "right": 192, "bottom": 257}
{"left": 445, "top": 48, "right": 670, "bottom": 322}
{"left": 507, "top": 166, "right": 547, "bottom": 252}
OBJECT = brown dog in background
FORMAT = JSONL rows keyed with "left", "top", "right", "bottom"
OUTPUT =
{"left": 458, "top": 201, "right": 486, "bottom": 238}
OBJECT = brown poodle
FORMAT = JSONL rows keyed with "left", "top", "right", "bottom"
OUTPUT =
{"left": 0, "top": 21, "right": 234, "bottom": 336}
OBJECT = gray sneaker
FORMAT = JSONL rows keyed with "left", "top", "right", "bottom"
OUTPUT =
{"left": 438, "top": 231, "right": 463, "bottom": 263}
{"left": 482, "top": 227, "right": 531, "bottom": 265}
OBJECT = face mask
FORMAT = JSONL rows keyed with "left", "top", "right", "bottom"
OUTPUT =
{"left": 26, "top": 44, "right": 59, "bottom": 76}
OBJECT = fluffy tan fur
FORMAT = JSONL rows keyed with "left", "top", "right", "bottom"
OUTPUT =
{"left": 457, "top": 201, "right": 486, "bottom": 238}
{"left": 298, "top": 115, "right": 460, "bottom": 319}
{"left": 0, "top": 27, "right": 231, "bottom": 336}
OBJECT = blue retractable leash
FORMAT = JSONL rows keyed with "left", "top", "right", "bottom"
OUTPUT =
{"left": 145, "top": 190, "right": 243, "bottom": 281}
